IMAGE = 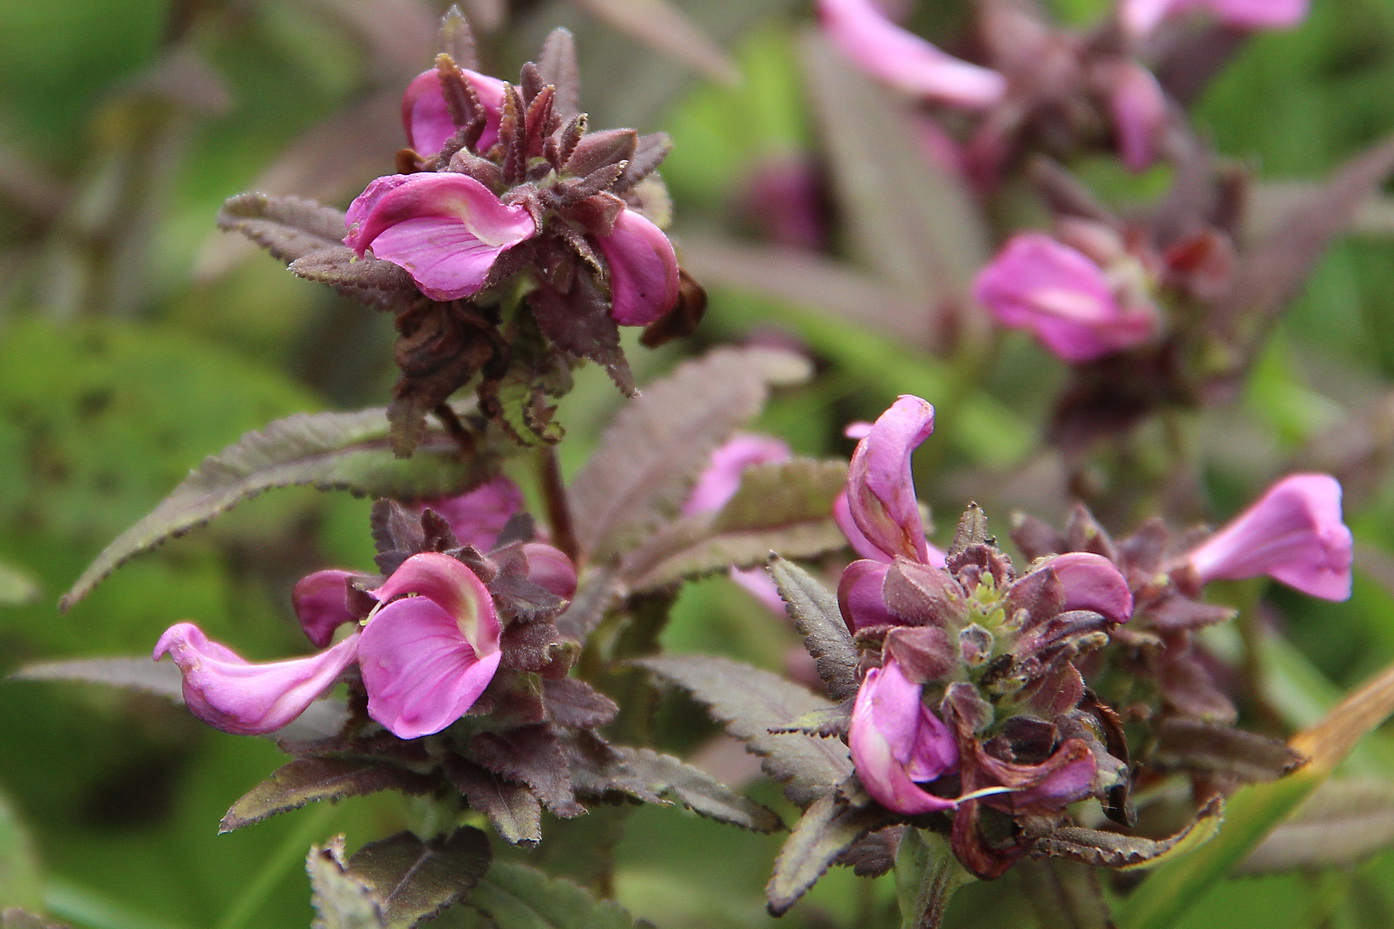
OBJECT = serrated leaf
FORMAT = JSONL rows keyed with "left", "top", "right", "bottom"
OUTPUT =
{"left": 218, "top": 192, "right": 348, "bottom": 265}
{"left": 469, "top": 861, "right": 651, "bottom": 929}
{"left": 639, "top": 655, "right": 852, "bottom": 807}
{"left": 1238, "top": 778, "right": 1394, "bottom": 875}
{"left": 443, "top": 756, "right": 543, "bottom": 847}
{"left": 348, "top": 828, "right": 491, "bottom": 928}
{"left": 1032, "top": 797, "right": 1223, "bottom": 871}
{"left": 770, "top": 556, "right": 859, "bottom": 702}
{"left": 220, "top": 758, "right": 439, "bottom": 833}
{"left": 574, "top": 745, "right": 783, "bottom": 832}
{"left": 61, "top": 406, "right": 499, "bottom": 610}
{"left": 569, "top": 347, "right": 812, "bottom": 560}
{"left": 801, "top": 31, "right": 988, "bottom": 323}
{"left": 289, "top": 248, "right": 415, "bottom": 292}
{"left": 767, "top": 793, "right": 887, "bottom": 916}
{"left": 617, "top": 459, "right": 847, "bottom": 591}
{"left": 471, "top": 725, "right": 583, "bottom": 818}
{"left": 309, "top": 837, "right": 386, "bottom": 929}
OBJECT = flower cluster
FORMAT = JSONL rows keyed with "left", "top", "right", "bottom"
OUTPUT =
{"left": 833, "top": 397, "right": 1136, "bottom": 876}
{"left": 156, "top": 477, "right": 576, "bottom": 740}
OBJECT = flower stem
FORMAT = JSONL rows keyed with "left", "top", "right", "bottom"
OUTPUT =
{"left": 537, "top": 444, "right": 579, "bottom": 563}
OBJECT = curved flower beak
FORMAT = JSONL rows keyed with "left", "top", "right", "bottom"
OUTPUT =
{"left": 361, "top": 553, "right": 503, "bottom": 738}
{"left": 818, "top": 0, "right": 1006, "bottom": 109}
{"left": 973, "top": 233, "right": 1157, "bottom": 363}
{"left": 595, "top": 209, "right": 681, "bottom": 326}
{"left": 1105, "top": 60, "right": 1170, "bottom": 173}
{"left": 401, "top": 66, "right": 507, "bottom": 157}
{"left": 344, "top": 173, "right": 537, "bottom": 301}
{"left": 846, "top": 395, "right": 936, "bottom": 562}
{"left": 292, "top": 569, "right": 360, "bottom": 648}
{"left": 1121, "top": 0, "right": 1309, "bottom": 38}
{"left": 153, "top": 623, "right": 359, "bottom": 736}
{"left": 1185, "top": 474, "right": 1353, "bottom": 601}
{"left": 520, "top": 542, "right": 578, "bottom": 601}
{"left": 849, "top": 659, "right": 959, "bottom": 814}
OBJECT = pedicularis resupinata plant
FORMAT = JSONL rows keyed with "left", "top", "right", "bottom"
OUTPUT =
{"left": 11, "top": 1, "right": 1394, "bottom": 928}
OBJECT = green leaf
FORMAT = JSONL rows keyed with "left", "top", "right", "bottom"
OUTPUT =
{"left": 895, "top": 828, "right": 971, "bottom": 929}
{"left": 469, "top": 861, "right": 651, "bottom": 929}
{"left": 1239, "top": 778, "right": 1394, "bottom": 875}
{"left": 1015, "top": 860, "right": 1115, "bottom": 929}
{"left": 568, "top": 346, "right": 811, "bottom": 560}
{"left": 0, "top": 791, "right": 41, "bottom": 912}
{"left": 616, "top": 459, "right": 848, "bottom": 591}
{"left": 348, "top": 828, "right": 491, "bottom": 929}
{"left": 766, "top": 792, "right": 886, "bottom": 916}
{"left": 638, "top": 655, "right": 852, "bottom": 806}
{"left": 308, "top": 837, "right": 385, "bottom": 929}
{"left": 61, "top": 406, "right": 499, "bottom": 610}
{"left": 769, "top": 556, "right": 859, "bottom": 701}
{"left": 573, "top": 745, "right": 783, "bottom": 832}
{"left": 220, "top": 758, "right": 439, "bottom": 834}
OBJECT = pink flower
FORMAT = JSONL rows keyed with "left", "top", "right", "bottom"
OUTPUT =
{"left": 818, "top": 0, "right": 1006, "bottom": 109}
{"left": 1105, "top": 60, "right": 1170, "bottom": 172}
{"left": 849, "top": 658, "right": 959, "bottom": 814}
{"left": 156, "top": 553, "right": 505, "bottom": 740}
{"left": 594, "top": 209, "right": 681, "bottom": 326}
{"left": 839, "top": 395, "right": 942, "bottom": 563}
{"left": 973, "top": 233, "right": 1157, "bottom": 363}
{"left": 401, "top": 66, "right": 507, "bottom": 157}
{"left": 1046, "top": 552, "right": 1135, "bottom": 624}
{"left": 1121, "top": 0, "right": 1310, "bottom": 38}
{"left": 344, "top": 173, "right": 537, "bottom": 301}
{"left": 421, "top": 475, "right": 527, "bottom": 551}
{"left": 1184, "top": 474, "right": 1353, "bottom": 601}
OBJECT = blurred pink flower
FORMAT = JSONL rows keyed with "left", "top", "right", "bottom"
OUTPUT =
{"left": 344, "top": 173, "right": 537, "bottom": 301}
{"left": 1105, "top": 60, "right": 1171, "bottom": 172}
{"left": 973, "top": 233, "right": 1157, "bottom": 363}
{"left": 818, "top": 0, "right": 1007, "bottom": 109}
{"left": 1185, "top": 474, "right": 1353, "bottom": 601}
{"left": 1121, "top": 0, "right": 1310, "bottom": 38}
{"left": 849, "top": 658, "right": 959, "bottom": 814}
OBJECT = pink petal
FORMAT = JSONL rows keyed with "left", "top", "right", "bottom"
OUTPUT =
{"left": 837, "top": 559, "right": 899, "bottom": 632}
{"left": 818, "top": 0, "right": 1007, "bottom": 109}
{"left": 1107, "top": 61, "right": 1170, "bottom": 173}
{"left": 974, "top": 234, "right": 1157, "bottom": 362}
{"left": 849, "top": 660, "right": 959, "bottom": 814}
{"left": 847, "top": 396, "right": 935, "bottom": 562}
{"left": 1186, "top": 474, "right": 1353, "bottom": 601}
{"left": 682, "top": 433, "right": 792, "bottom": 517}
{"left": 1047, "top": 552, "right": 1134, "bottom": 623}
{"left": 1201, "top": 0, "right": 1308, "bottom": 29}
{"left": 595, "top": 209, "right": 680, "bottom": 326}
{"left": 292, "top": 569, "right": 359, "bottom": 647}
{"left": 359, "top": 597, "right": 503, "bottom": 739}
{"left": 344, "top": 173, "right": 536, "bottom": 301}
{"left": 1120, "top": 0, "right": 1184, "bottom": 37}
{"left": 521, "top": 542, "right": 578, "bottom": 600}
{"left": 401, "top": 67, "right": 507, "bottom": 156}
{"left": 421, "top": 475, "right": 526, "bottom": 551}
{"left": 371, "top": 552, "right": 502, "bottom": 650}
{"left": 153, "top": 623, "right": 359, "bottom": 736}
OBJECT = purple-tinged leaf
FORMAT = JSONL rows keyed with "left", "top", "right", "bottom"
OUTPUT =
{"left": 220, "top": 758, "right": 439, "bottom": 833}
{"left": 639, "top": 655, "right": 852, "bottom": 807}
{"left": 60, "top": 406, "right": 500, "bottom": 610}
{"left": 543, "top": 678, "right": 618, "bottom": 729}
{"left": 307, "top": 837, "right": 384, "bottom": 929}
{"left": 572, "top": 745, "right": 783, "bottom": 833}
{"left": 553, "top": 566, "right": 623, "bottom": 642}
{"left": 12, "top": 657, "right": 185, "bottom": 701}
{"left": 1154, "top": 718, "right": 1305, "bottom": 784}
{"left": 471, "top": 725, "right": 584, "bottom": 818}
{"left": 443, "top": 755, "right": 543, "bottom": 847}
{"left": 528, "top": 274, "right": 635, "bottom": 397}
{"left": 767, "top": 792, "right": 891, "bottom": 915}
{"left": 289, "top": 248, "right": 416, "bottom": 293}
{"left": 569, "top": 347, "right": 811, "bottom": 560}
{"left": 536, "top": 28, "right": 581, "bottom": 121}
{"left": 348, "top": 828, "right": 491, "bottom": 928}
{"left": 1238, "top": 778, "right": 1394, "bottom": 875}
{"left": 569, "top": 0, "right": 738, "bottom": 84}
{"left": 769, "top": 556, "right": 860, "bottom": 702}
{"left": 217, "top": 192, "right": 349, "bottom": 266}
{"left": 1030, "top": 797, "right": 1223, "bottom": 870}
{"left": 469, "top": 861, "right": 649, "bottom": 929}
{"left": 617, "top": 459, "right": 848, "bottom": 591}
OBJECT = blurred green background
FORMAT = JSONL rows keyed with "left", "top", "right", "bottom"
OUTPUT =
{"left": 3, "top": 0, "right": 1394, "bottom": 927}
